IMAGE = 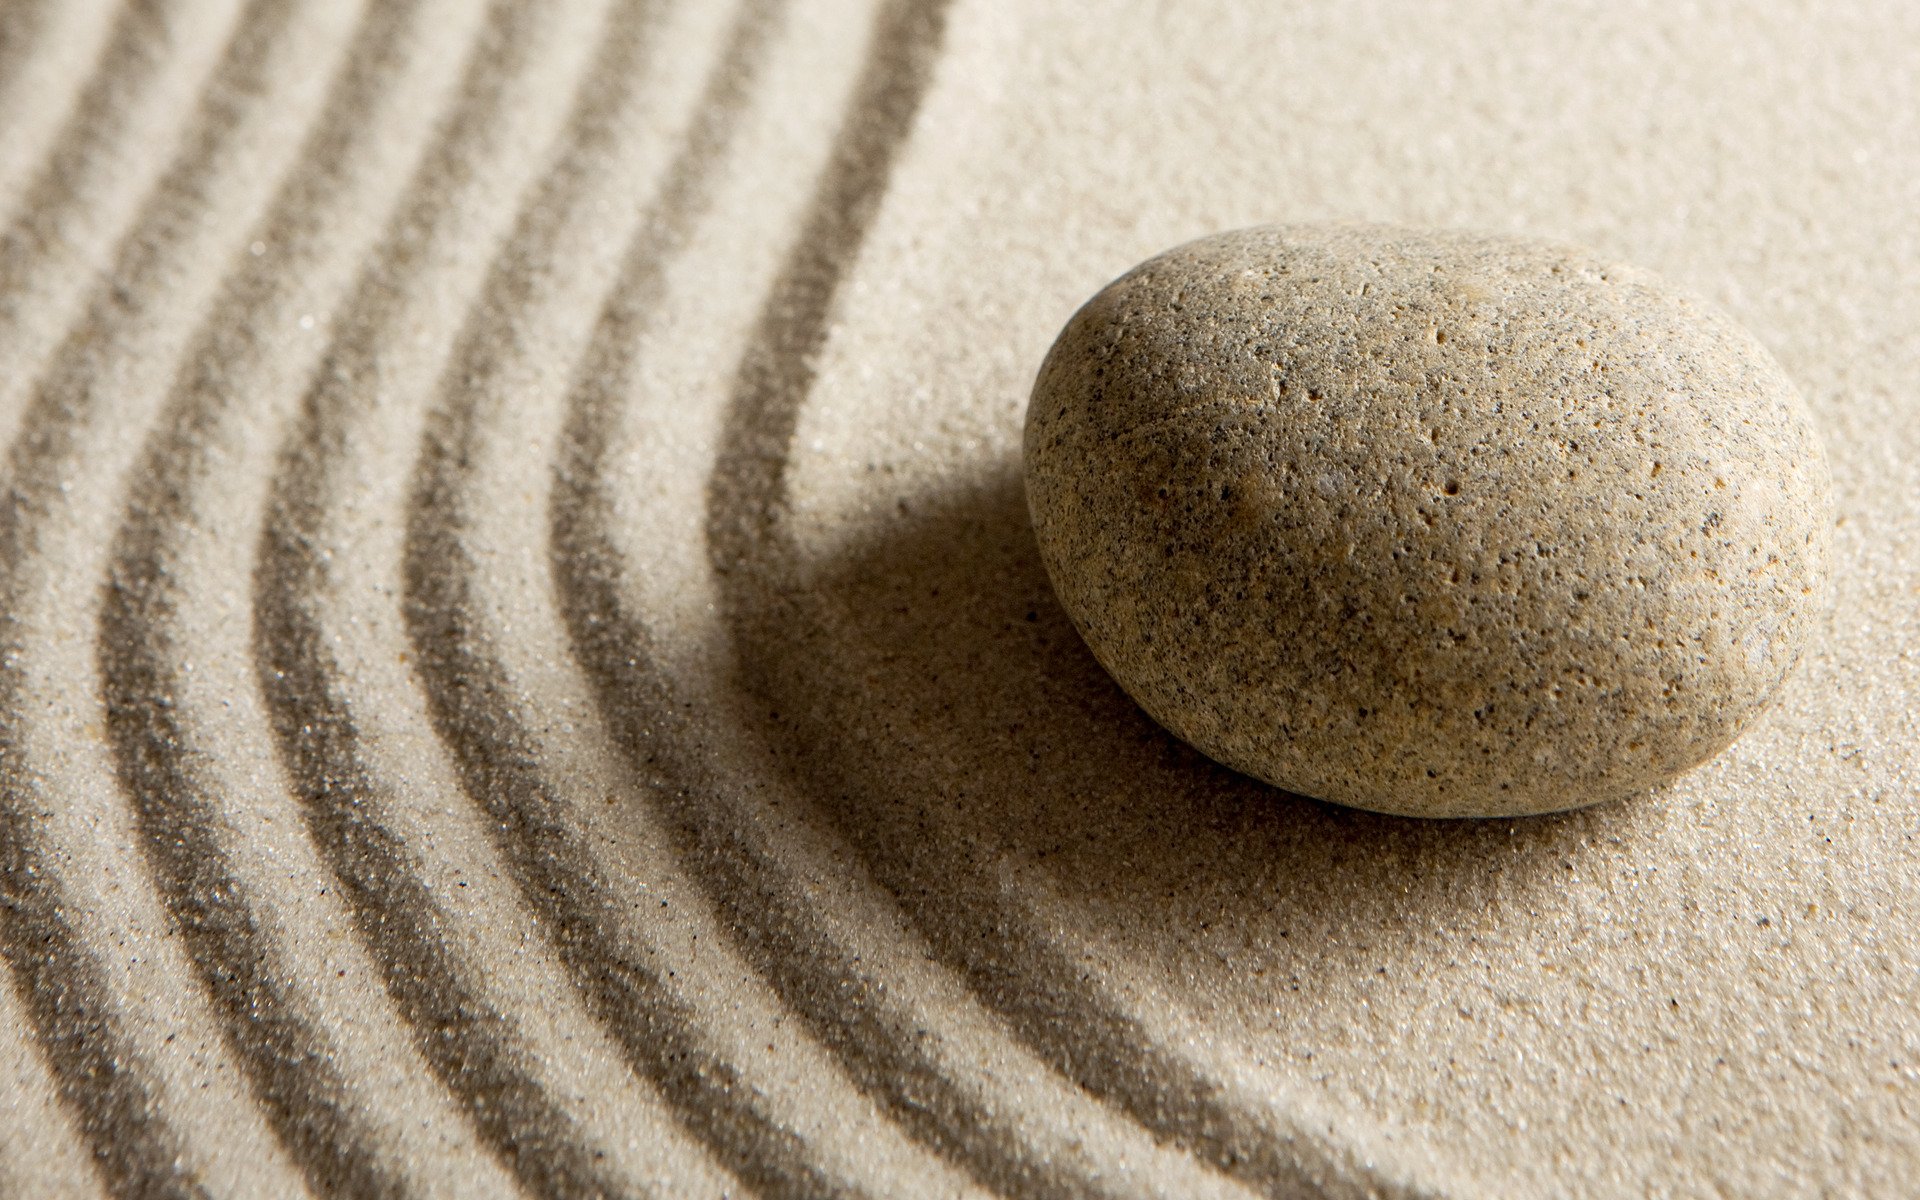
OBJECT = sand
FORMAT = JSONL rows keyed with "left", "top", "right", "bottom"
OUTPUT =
{"left": 0, "top": 0, "right": 1915, "bottom": 1196}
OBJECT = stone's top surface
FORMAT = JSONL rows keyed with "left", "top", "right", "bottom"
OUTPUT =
{"left": 1025, "top": 224, "right": 1834, "bottom": 818}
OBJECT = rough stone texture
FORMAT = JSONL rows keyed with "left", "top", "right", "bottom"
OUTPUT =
{"left": 1025, "top": 224, "right": 1833, "bottom": 818}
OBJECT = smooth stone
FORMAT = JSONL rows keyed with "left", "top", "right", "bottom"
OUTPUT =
{"left": 1024, "top": 224, "right": 1833, "bottom": 818}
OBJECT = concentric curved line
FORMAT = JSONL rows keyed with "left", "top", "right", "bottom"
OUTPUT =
{"left": 719, "top": 584, "right": 1451, "bottom": 1200}
{"left": 551, "top": 0, "right": 1103, "bottom": 1186}
{"left": 0, "top": 0, "right": 247, "bottom": 455}
{"left": 104, "top": 574, "right": 407, "bottom": 1199}
{"left": 252, "top": 613, "right": 638, "bottom": 1200}
{"left": 0, "top": 0, "right": 377, "bottom": 1195}
{"left": 95, "top": 0, "right": 516, "bottom": 1194}
{"left": 566, "top": 500, "right": 1255, "bottom": 1185}
{"left": 251, "top": 1, "right": 728, "bottom": 1195}
{"left": 397, "top": 0, "right": 1005, "bottom": 1190}
{"left": 395, "top": 0, "right": 925, "bottom": 1195}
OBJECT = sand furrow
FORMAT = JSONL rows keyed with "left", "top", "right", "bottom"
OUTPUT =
{"left": 0, "top": 1, "right": 385, "bottom": 1195}
{"left": 561, "top": 546, "right": 1263, "bottom": 1194}
{"left": 725, "top": 512, "right": 1457, "bottom": 1198}
{"left": 0, "top": 0, "right": 248, "bottom": 458}
{"left": 251, "top": 0, "right": 741, "bottom": 1193}
{"left": 0, "top": 0, "right": 118, "bottom": 223}
{"left": 695, "top": 4, "right": 1189, "bottom": 1193}
{"left": 94, "top": 0, "right": 524, "bottom": 1195}
{"left": 398, "top": 0, "right": 877, "bottom": 1192}
{"left": 557, "top": 613, "right": 1266, "bottom": 1195}
{"left": 397, "top": 0, "right": 1001, "bottom": 1191}
{"left": 0, "top": 921, "right": 99, "bottom": 1199}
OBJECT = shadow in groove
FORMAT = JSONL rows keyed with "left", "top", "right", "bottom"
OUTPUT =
{"left": 722, "top": 452, "right": 1616, "bottom": 1198}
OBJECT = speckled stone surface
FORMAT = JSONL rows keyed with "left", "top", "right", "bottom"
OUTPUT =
{"left": 1025, "top": 224, "right": 1833, "bottom": 818}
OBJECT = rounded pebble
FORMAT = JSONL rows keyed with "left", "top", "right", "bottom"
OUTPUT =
{"left": 1024, "top": 224, "right": 1833, "bottom": 818}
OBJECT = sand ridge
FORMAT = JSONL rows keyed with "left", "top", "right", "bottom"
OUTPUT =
{"left": 1, "top": 0, "right": 1917, "bottom": 1197}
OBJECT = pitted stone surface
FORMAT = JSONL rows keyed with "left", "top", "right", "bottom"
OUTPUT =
{"left": 1024, "top": 224, "right": 1833, "bottom": 818}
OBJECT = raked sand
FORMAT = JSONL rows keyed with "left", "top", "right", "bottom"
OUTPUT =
{"left": 0, "top": 1, "right": 1916, "bottom": 1196}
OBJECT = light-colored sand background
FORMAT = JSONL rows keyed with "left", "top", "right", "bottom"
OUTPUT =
{"left": 0, "top": 1, "right": 1914, "bottom": 1196}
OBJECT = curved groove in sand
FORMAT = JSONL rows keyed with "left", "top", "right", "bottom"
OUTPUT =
{"left": 568, "top": 2, "right": 1123, "bottom": 1192}
{"left": 0, "top": 2, "right": 368, "bottom": 1195}
{"left": 248, "top": 2, "right": 660, "bottom": 1195}
{"left": 394, "top": 2, "right": 934, "bottom": 1195}
{"left": 0, "top": 0, "right": 248, "bottom": 453}
{"left": 542, "top": 0, "right": 1172, "bottom": 1186}
{"left": 684, "top": 1, "right": 1225, "bottom": 1190}
{"left": 549, "top": 0, "right": 1298, "bottom": 1186}
{"left": 0, "top": 678, "right": 201, "bottom": 1200}
{"left": 95, "top": 1, "right": 503, "bottom": 1195}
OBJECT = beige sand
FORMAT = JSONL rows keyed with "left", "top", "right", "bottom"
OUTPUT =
{"left": 0, "top": 0, "right": 1914, "bottom": 1196}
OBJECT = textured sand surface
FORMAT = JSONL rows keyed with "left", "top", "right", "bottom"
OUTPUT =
{"left": 0, "top": 1, "right": 1915, "bottom": 1196}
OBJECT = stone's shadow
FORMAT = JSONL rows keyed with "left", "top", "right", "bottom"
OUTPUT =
{"left": 744, "top": 455, "right": 1625, "bottom": 999}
